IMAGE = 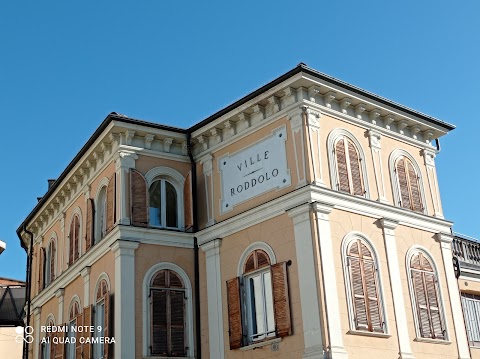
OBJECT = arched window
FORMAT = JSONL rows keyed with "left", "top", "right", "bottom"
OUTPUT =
{"left": 226, "top": 244, "right": 291, "bottom": 349}
{"left": 150, "top": 269, "right": 186, "bottom": 357}
{"left": 96, "top": 186, "right": 108, "bottom": 242}
{"left": 44, "top": 240, "right": 56, "bottom": 287}
{"left": 66, "top": 299, "right": 82, "bottom": 359}
{"left": 93, "top": 278, "right": 110, "bottom": 359}
{"left": 327, "top": 130, "right": 369, "bottom": 198}
{"left": 407, "top": 249, "right": 447, "bottom": 340}
{"left": 42, "top": 317, "right": 55, "bottom": 359}
{"left": 343, "top": 236, "right": 386, "bottom": 333}
{"left": 149, "top": 179, "right": 178, "bottom": 229}
{"left": 69, "top": 214, "right": 80, "bottom": 265}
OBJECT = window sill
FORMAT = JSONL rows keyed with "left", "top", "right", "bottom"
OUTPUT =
{"left": 240, "top": 337, "right": 281, "bottom": 351}
{"left": 347, "top": 330, "right": 391, "bottom": 338}
{"left": 414, "top": 337, "right": 451, "bottom": 345}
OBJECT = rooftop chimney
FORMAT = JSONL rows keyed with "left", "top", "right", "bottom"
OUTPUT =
{"left": 48, "top": 179, "right": 56, "bottom": 189}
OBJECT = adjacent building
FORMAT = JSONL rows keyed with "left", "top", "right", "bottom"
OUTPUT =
{"left": 17, "top": 63, "right": 471, "bottom": 359}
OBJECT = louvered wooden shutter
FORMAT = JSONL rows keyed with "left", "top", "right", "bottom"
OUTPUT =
{"left": 152, "top": 290, "right": 168, "bottom": 355}
{"left": 226, "top": 277, "right": 243, "bottom": 349}
{"left": 106, "top": 174, "right": 116, "bottom": 233}
{"left": 130, "top": 170, "right": 148, "bottom": 227}
{"left": 348, "top": 141, "right": 364, "bottom": 196}
{"left": 271, "top": 262, "right": 292, "bottom": 337}
{"left": 39, "top": 247, "right": 45, "bottom": 291}
{"left": 412, "top": 270, "right": 431, "bottom": 338}
{"left": 425, "top": 272, "right": 445, "bottom": 339}
{"left": 83, "top": 306, "right": 92, "bottom": 359}
{"left": 75, "top": 313, "right": 83, "bottom": 359}
{"left": 69, "top": 220, "right": 74, "bottom": 266}
{"left": 74, "top": 216, "right": 80, "bottom": 261}
{"left": 407, "top": 161, "right": 423, "bottom": 212}
{"left": 50, "top": 242, "right": 56, "bottom": 283}
{"left": 86, "top": 198, "right": 94, "bottom": 251}
{"left": 104, "top": 292, "right": 111, "bottom": 359}
{"left": 54, "top": 327, "right": 66, "bottom": 359}
{"left": 349, "top": 257, "right": 368, "bottom": 329}
{"left": 396, "top": 158, "right": 411, "bottom": 209}
{"left": 363, "top": 261, "right": 383, "bottom": 332}
{"left": 184, "top": 171, "right": 193, "bottom": 231}
{"left": 170, "top": 291, "right": 186, "bottom": 356}
{"left": 336, "top": 139, "right": 350, "bottom": 193}
{"left": 50, "top": 331, "right": 55, "bottom": 358}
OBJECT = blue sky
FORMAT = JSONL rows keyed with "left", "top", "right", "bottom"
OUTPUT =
{"left": 1, "top": 1, "right": 479, "bottom": 280}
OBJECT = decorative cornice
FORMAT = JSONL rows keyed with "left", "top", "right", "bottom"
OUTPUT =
{"left": 436, "top": 232, "right": 453, "bottom": 244}
{"left": 163, "top": 138, "right": 173, "bottom": 153}
{"left": 380, "top": 218, "right": 399, "bottom": 230}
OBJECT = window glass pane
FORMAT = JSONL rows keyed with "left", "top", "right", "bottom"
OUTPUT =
{"left": 166, "top": 181, "right": 178, "bottom": 228}
{"left": 67, "top": 319, "right": 76, "bottom": 359}
{"left": 251, "top": 275, "right": 266, "bottom": 337}
{"left": 149, "top": 181, "right": 162, "bottom": 226}
{"left": 263, "top": 272, "right": 275, "bottom": 333}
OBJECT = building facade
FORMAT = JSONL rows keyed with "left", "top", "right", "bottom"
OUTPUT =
{"left": 17, "top": 64, "right": 471, "bottom": 359}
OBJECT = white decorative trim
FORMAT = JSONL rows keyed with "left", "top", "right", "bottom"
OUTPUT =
{"left": 142, "top": 262, "right": 194, "bottom": 358}
{"left": 341, "top": 232, "right": 389, "bottom": 334}
{"left": 45, "top": 313, "right": 56, "bottom": 326}
{"left": 94, "top": 179, "right": 109, "bottom": 244}
{"left": 68, "top": 295, "right": 82, "bottom": 319}
{"left": 388, "top": 149, "right": 428, "bottom": 214}
{"left": 327, "top": 128, "right": 370, "bottom": 199}
{"left": 239, "top": 337, "right": 281, "bottom": 351}
{"left": 237, "top": 241, "right": 276, "bottom": 276}
{"left": 93, "top": 272, "right": 111, "bottom": 302}
{"left": 405, "top": 246, "right": 449, "bottom": 341}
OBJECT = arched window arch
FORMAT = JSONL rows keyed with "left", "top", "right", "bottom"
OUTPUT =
{"left": 95, "top": 179, "right": 109, "bottom": 243}
{"left": 327, "top": 129, "right": 369, "bottom": 198}
{"left": 389, "top": 150, "right": 426, "bottom": 213}
{"left": 406, "top": 247, "right": 447, "bottom": 340}
{"left": 145, "top": 167, "right": 185, "bottom": 230}
{"left": 342, "top": 233, "right": 387, "bottom": 333}
{"left": 226, "top": 242, "right": 291, "bottom": 349}
{"left": 42, "top": 316, "right": 55, "bottom": 359}
{"left": 143, "top": 263, "right": 193, "bottom": 358}
{"left": 68, "top": 209, "right": 82, "bottom": 266}
{"left": 93, "top": 277, "right": 110, "bottom": 359}
{"left": 67, "top": 297, "right": 82, "bottom": 359}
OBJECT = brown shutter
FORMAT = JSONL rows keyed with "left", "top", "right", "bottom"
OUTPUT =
{"left": 396, "top": 158, "right": 411, "bottom": 209}
{"left": 183, "top": 171, "right": 193, "bottom": 231}
{"left": 83, "top": 306, "right": 92, "bottom": 359}
{"left": 50, "top": 242, "right": 56, "bottom": 283}
{"left": 39, "top": 342, "right": 44, "bottom": 359}
{"left": 348, "top": 141, "right": 364, "bottom": 196}
{"left": 69, "top": 220, "right": 74, "bottom": 266}
{"left": 55, "top": 327, "right": 66, "bottom": 359}
{"left": 170, "top": 291, "right": 186, "bottom": 356}
{"left": 74, "top": 216, "right": 80, "bottom": 261}
{"left": 86, "top": 198, "right": 94, "bottom": 251}
{"left": 104, "top": 292, "right": 111, "bottom": 359}
{"left": 412, "top": 270, "right": 431, "bottom": 338}
{"left": 50, "top": 332, "right": 55, "bottom": 358}
{"left": 106, "top": 174, "right": 116, "bottom": 233}
{"left": 75, "top": 313, "right": 83, "bottom": 359}
{"left": 425, "top": 272, "right": 445, "bottom": 339}
{"left": 349, "top": 257, "right": 368, "bottom": 330}
{"left": 130, "top": 170, "right": 148, "bottom": 227}
{"left": 271, "top": 261, "right": 292, "bottom": 337}
{"left": 363, "top": 261, "right": 383, "bottom": 332}
{"left": 152, "top": 290, "right": 168, "bottom": 355}
{"left": 39, "top": 247, "right": 45, "bottom": 292}
{"left": 407, "top": 161, "right": 423, "bottom": 212}
{"left": 226, "top": 277, "right": 243, "bottom": 349}
{"left": 335, "top": 139, "right": 350, "bottom": 193}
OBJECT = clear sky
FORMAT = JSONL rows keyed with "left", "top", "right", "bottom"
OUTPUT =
{"left": 1, "top": 1, "right": 479, "bottom": 281}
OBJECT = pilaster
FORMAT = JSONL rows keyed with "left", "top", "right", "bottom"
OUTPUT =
{"left": 304, "top": 107, "right": 325, "bottom": 187}
{"left": 288, "top": 108, "right": 307, "bottom": 187}
{"left": 81, "top": 266, "right": 91, "bottom": 306}
{"left": 422, "top": 149, "right": 443, "bottom": 218}
{"left": 368, "top": 130, "right": 388, "bottom": 203}
{"left": 379, "top": 219, "right": 414, "bottom": 359}
{"left": 313, "top": 202, "right": 347, "bottom": 359}
{"left": 55, "top": 288, "right": 65, "bottom": 324}
{"left": 33, "top": 307, "right": 41, "bottom": 359}
{"left": 201, "top": 154, "right": 215, "bottom": 227}
{"left": 200, "top": 239, "right": 224, "bottom": 359}
{"left": 288, "top": 204, "right": 324, "bottom": 359}
{"left": 110, "top": 240, "right": 139, "bottom": 359}
{"left": 436, "top": 233, "right": 470, "bottom": 359}
{"left": 115, "top": 150, "right": 138, "bottom": 225}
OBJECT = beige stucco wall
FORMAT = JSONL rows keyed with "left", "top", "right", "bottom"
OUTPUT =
{"left": 0, "top": 327, "right": 23, "bottom": 359}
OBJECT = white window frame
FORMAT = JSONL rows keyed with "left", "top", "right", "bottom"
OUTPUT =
{"left": 142, "top": 262, "right": 194, "bottom": 358}
{"left": 327, "top": 129, "right": 370, "bottom": 198}
{"left": 341, "top": 231, "right": 389, "bottom": 335}
{"left": 145, "top": 167, "right": 185, "bottom": 230}
{"left": 388, "top": 149, "right": 427, "bottom": 213}
{"left": 405, "top": 246, "right": 449, "bottom": 341}
{"left": 94, "top": 178, "right": 110, "bottom": 244}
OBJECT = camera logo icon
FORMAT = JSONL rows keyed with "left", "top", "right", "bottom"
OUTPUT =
{"left": 15, "top": 326, "right": 34, "bottom": 344}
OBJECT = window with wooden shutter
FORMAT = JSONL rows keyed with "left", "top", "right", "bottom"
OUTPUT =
{"left": 106, "top": 173, "right": 116, "bottom": 233}
{"left": 54, "top": 326, "right": 66, "bottom": 359}
{"left": 395, "top": 157, "right": 424, "bottom": 212}
{"left": 346, "top": 239, "right": 385, "bottom": 333}
{"left": 49, "top": 241, "right": 55, "bottom": 284}
{"left": 130, "top": 169, "right": 148, "bottom": 227}
{"left": 149, "top": 179, "right": 179, "bottom": 229}
{"left": 150, "top": 269, "right": 186, "bottom": 357}
{"left": 69, "top": 215, "right": 80, "bottom": 266}
{"left": 227, "top": 247, "right": 292, "bottom": 349}
{"left": 461, "top": 293, "right": 480, "bottom": 347}
{"left": 409, "top": 252, "right": 446, "bottom": 340}
{"left": 82, "top": 305, "right": 92, "bottom": 359}
{"left": 40, "top": 247, "right": 45, "bottom": 291}
{"left": 92, "top": 279, "right": 109, "bottom": 359}
{"left": 183, "top": 171, "right": 193, "bottom": 231}
{"left": 85, "top": 198, "right": 94, "bottom": 252}
{"left": 334, "top": 136, "right": 365, "bottom": 197}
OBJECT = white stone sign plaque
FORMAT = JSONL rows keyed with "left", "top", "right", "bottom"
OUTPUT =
{"left": 219, "top": 126, "right": 291, "bottom": 214}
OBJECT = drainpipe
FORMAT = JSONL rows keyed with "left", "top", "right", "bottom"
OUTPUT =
{"left": 22, "top": 226, "right": 34, "bottom": 359}
{"left": 187, "top": 132, "right": 202, "bottom": 359}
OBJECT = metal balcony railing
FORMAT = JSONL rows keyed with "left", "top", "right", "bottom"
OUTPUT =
{"left": 453, "top": 234, "right": 480, "bottom": 268}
